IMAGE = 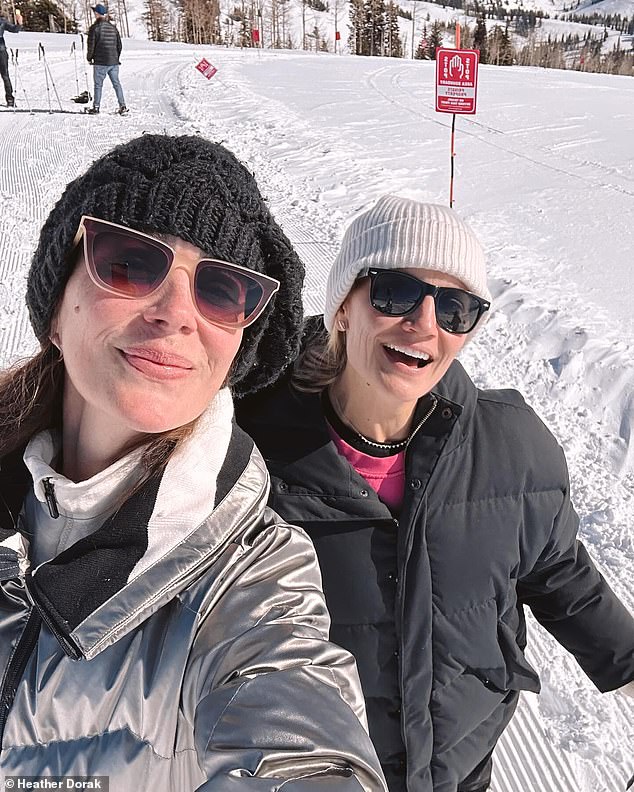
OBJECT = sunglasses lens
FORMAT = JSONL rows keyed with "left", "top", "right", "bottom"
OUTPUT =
{"left": 369, "top": 271, "right": 482, "bottom": 334}
{"left": 435, "top": 289, "right": 482, "bottom": 334}
{"left": 91, "top": 229, "right": 170, "bottom": 296}
{"left": 195, "top": 263, "right": 265, "bottom": 327}
{"left": 371, "top": 271, "right": 421, "bottom": 315}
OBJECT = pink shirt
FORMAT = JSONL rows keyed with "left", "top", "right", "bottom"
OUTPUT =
{"left": 327, "top": 425, "right": 405, "bottom": 512}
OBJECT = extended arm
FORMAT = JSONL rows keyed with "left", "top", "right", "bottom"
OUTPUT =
{"left": 518, "top": 456, "right": 634, "bottom": 692}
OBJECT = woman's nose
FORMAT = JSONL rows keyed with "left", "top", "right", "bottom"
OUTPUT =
{"left": 142, "top": 267, "right": 198, "bottom": 331}
{"left": 404, "top": 294, "right": 437, "bottom": 333}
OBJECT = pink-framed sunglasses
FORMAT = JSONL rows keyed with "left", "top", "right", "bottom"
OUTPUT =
{"left": 72, "top": 215, "right": 280, "bottom": 329}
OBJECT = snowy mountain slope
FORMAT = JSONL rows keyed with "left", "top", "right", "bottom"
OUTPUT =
{"left": 0, "top": 34, "right": 632, "bottom": 792}
{"left": 69, "top": 0, "right": 634, "bottom": 59}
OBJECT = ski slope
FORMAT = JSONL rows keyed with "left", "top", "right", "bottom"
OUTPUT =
{"left": 0, "top": 32, "right": 633, "bottom": 792}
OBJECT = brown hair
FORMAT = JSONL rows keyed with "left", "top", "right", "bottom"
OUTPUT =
{"left": 0, "top": 341, "right": 64, "bottom": 458}
{"left": 0, "top": 340, "right": 194, "bottom": 482}
{"left": 291, "top": 326, "right": 347, "bottom": 393}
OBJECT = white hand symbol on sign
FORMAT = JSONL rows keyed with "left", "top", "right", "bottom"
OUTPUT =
{"left": 448, "top": 54, "right": 465, "bottom": 78}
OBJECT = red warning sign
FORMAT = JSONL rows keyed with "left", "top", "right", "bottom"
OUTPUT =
{"left": 435, "top": 48, "right": 479, "bottom": 114}
{"left": 195, "top": 58, "right": 218, "bottom": 80}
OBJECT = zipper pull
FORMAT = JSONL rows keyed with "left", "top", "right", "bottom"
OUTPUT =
{"left": 42, "top": 478, "right": 59, "bottom": 519}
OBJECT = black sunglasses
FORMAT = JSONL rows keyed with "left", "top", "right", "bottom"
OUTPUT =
{"left": 74, "top": 216, "right": 280, "bottom": 329}
{"left": 358, "top": 268, "right": 490, "bottom": 335}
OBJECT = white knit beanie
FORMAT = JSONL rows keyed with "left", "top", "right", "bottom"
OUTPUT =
{"left": 324, "top": 195, "right": 491, "bottom": 332}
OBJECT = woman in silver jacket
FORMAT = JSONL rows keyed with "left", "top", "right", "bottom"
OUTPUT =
{"left": 0, "top": 134, "right": 386, "bottom": 792}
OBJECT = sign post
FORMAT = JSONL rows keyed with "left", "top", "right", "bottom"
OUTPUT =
{"left": 435, "top": 32, "right": 480, "bottom": 207}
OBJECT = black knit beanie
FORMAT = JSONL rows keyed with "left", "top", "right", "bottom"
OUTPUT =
{"left": 26, "top": 134, "right": 305, "bottom": 398}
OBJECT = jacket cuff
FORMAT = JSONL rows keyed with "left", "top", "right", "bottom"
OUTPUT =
{"left": 618, "top": 680, "right": 634, "bottom": 698}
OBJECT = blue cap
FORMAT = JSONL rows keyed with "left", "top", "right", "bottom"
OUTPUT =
{"left": 92, "top": 4, "right": 108, "bottom": 14}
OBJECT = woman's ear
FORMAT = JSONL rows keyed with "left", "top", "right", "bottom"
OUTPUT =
{"left": 335, "top": 305, "right": 348, "bottom": 333}
{"left": 49, "top": 309, "right": 64, "bottom": 354}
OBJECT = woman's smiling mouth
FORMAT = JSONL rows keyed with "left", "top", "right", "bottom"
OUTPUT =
{"left": 383, "top": 343, "right": 432, "bottom": 368}
{"left": 120, "top": 346, "right": 194, "bottom": 380}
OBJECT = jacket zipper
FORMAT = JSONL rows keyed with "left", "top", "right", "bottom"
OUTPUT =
{"left": 25, "top": 574, "right": 82, "bottom": 660}
{"left": 405, "top": 394, "right": 438, "bottom": 450}
{"left": 0, "top": 605, "right": 41, "bottom": 750}
{"left": 42, "top": 477, "right": 59, "bottom": 519}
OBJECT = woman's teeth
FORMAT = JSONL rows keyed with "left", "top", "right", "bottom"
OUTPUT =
{"left": 384, "top": 344, "right": 432, "bottom": 368}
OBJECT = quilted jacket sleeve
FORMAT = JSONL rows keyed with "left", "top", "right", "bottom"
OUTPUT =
{"left": 86, "top": 22, "right": 96, "bottom": 61}
{"left": 517, "top": 446, "right": 634, "bottom": 693}
{"left": 187, "top": 512, "right": 387, "bottom": 792}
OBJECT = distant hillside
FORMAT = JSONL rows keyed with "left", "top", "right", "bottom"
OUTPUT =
{"left": 46, "top": 0, "right": 633, "bottom": 74}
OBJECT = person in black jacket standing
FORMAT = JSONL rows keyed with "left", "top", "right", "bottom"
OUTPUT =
{"left": 0, "top": 8, "right": 23, "bottom": 107}
{"left": 86, "top": 3, "right": 127, "bottom": 115}
{"left": 236, "top": 195, "right": 634, "bottom": 792}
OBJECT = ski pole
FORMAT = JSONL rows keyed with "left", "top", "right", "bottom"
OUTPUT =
{"left": 11, "top": 48, "right": 31, "bottom": 112}
{"left": 38, "top": 43, "right": 63, "bottom": 111}
{"left": 70, "top": 41, "right": 79, "bottom": 95}
{"left": 9, "top": 48, "right": 17, "bottom": 111}
{"left": 80, "top": 33, "right": 92, "bottom": 99}
{"left": 38, "top": 43, "right": 52, "bottom": 112}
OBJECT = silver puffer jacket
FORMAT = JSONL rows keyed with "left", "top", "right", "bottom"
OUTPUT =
{"left": 0, "top": 393, "right": 386, "bottom": 792}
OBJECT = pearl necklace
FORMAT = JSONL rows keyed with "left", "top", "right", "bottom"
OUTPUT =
{"left": 329, "top": 391, "right": 438, "bottom": 452}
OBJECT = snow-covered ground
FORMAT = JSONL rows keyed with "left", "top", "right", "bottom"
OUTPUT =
{"left": 0, "top": 33, "right": 632, "bottom": 792}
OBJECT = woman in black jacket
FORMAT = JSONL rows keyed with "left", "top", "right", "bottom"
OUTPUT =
{"left": 236, "top": 195, "right": 634, "bottom": 792}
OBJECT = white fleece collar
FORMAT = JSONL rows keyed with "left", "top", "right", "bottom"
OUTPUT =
{"left": 129, "top": 387, "right": 234, "bottom": 582}
{"left": 22, "top": 388, "right": 235, "bottom": 584}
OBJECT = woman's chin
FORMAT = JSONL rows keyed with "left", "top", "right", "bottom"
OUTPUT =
{"left": 114, "top": 403, "right": 200, "bottom": 436}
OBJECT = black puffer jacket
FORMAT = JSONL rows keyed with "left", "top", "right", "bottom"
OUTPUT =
{"left": 236, "top": 320, "right": 634, "bottom": 792}
{"left": 87, "top": 18, "right": 122, "bottom": 66}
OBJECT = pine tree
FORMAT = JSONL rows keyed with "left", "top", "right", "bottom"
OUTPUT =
{"left": 427, "top": 19, "right": 443, "bottom": 59}
{"left": 414, "top": 23, "right": 429, "bottom": 59}
{"left": 384, "top": 2, "right": 402, "bottom": 57}
{"left": 473, "top": 17, "right": 487, "bottom": 63}
{"left": 19, "top": 0, "right": 77, "bottom": 32}
{"left": 348, "top": 0, "right": 365, "bottom": 54}
{"left": 366, "top": 0, "right": 387, "bottom": 56}
{"left": 144, "top": 0, "right": 169, "bottom": 40}
{"left": 460, "top": 23, "right": 474, "bottom": 48}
